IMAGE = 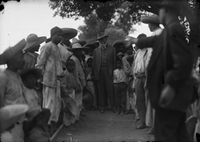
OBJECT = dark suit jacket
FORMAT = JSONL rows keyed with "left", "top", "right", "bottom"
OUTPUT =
{"left": 137, "top": 19, "right": 194, "bottom": 112}
{"left": 92, "top": 44, "right": 116, "bottom": 80}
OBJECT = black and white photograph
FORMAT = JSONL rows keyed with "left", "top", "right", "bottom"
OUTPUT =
{"left": 0, "top": 0, "right": 200, "bottom": 142}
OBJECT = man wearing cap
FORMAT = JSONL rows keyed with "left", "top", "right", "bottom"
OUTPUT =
{"left": 141, "top": 14, "right": 163, "bottom": 134}
{"left": 0, "top": 39, "right": 27, "bottom": 142}
{"left": 36, "top": 26, "right": 63, "bottom": 131}
{"left": 68, "top": 41, "right": 86, "bottom": 121}
{"left": 92, "top": 32, "right": 116, "bottom": 113}
{"left": 127, "top": 0, "right": 194, "bottom": 141}
{"left": 23, "top": 34, "right": 46, "bottom": 69}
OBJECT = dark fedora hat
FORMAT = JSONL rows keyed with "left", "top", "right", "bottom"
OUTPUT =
{"left": 61, "top": 28, "right": 78, "bottom": 39}
{"left": 97, "top": 32, "right": 109, "bottom": 40}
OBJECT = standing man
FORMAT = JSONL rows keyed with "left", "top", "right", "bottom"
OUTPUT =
{"left": 127, "top": 0, "right": 194, "bottom": 141}
{"left": 141, "top": 14, "right": 163, "bottom": 134}
{"left": 36, "top": 26, "right": 63, "bottom": 133}
{"left": 92, "top": 32, "right": 116, "bottom": 113}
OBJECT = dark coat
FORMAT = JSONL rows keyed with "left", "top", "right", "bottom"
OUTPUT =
{"left": 137, "top": 19, "right": 194, "bottom": 112}
{"left": 92, "top": 44, "right": 116, "bottom": 80}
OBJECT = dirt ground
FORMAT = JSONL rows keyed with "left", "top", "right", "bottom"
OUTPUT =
{"left": 53, "top": 110, "right": 154, "bottom": 142}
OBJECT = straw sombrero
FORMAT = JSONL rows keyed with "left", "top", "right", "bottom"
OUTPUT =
{"left": 71, "top": 38, "right": 86, "bottom": 46}
{"left": 68, "top": 41, "right": 87, "bottom": 52}
{"left": 61, "top": 28, "right": 77, "bottom": 39}
{"left": 0, "top": 104, "right": 29, "bottom": 133}
{"left": 0, "top": 39, "right": 26, "bottom": 65}
{"left": 23, "top": 34, "right": 46, "bottom": 52}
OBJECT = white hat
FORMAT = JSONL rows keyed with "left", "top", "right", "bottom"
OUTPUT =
{"left": 0, "top": 104, "right": 29, "bottom": 133}
{"left": 23, "top": 34, "right": 46, "bottom": 52}
{"left": 0, "top": 39, "right": 26, "bottom": 65}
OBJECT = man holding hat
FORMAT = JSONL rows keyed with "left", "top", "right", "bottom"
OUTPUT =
{"left": 36, "top": 26, "right": 63, "bottom": 132}
{"left": 92, "top": 32, "right": 116, "bottom": 113}
{"left": 23, "top": 34, "right": 46, "bottom": 69}
{"left": 0, "top": 39, "right": 27, "bottom": 142}
{"left": 141, "top": 14, "right": 163, "bottom": 134}
{"left": 127, "top": 0, "right": 194, "bottom": 141}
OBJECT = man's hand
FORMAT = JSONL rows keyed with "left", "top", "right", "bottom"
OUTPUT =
{"left": 159, "top": 85, "right": 175, "bottom": 108}
{"left": 125, "top": 36, "right": 138, "bottom": 47}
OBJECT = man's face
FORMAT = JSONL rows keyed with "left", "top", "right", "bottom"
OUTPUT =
{"left": 99, "top": 37, "right": 107, "bottom": 45}
{"left": 159, "top": 8, "right": 166, "bottom": 25}
{"left": 52, "top": 32, "right": 62, "bottom": 44}
{"left": 9, "top": 51, "right": 25, "bottom": 70}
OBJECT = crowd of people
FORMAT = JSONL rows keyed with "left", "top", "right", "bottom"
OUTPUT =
{"left": 0, "top": 0, "right": 200, "bottom": 142}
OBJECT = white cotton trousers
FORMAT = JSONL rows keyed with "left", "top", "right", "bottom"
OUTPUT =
{"left": 42, "top": 80, "right": 61, "bottom": 123}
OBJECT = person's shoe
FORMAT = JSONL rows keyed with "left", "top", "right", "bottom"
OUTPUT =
{"left": 136, "top": 123, "right": 147, "bottom": 129}
{"left": 146, "top": 127, "right": 154, "bottom": 135}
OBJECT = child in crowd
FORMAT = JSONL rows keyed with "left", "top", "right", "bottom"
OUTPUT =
{"left": 113, "top": 60, "right": 127, "bottom": 114}
{"left": 61, "top": 59, "right": 81, "bottom": 127}
{"left": 19, "top": 68, "right": 42, "bottom": 113}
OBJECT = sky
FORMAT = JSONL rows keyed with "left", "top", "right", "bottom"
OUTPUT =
{"left": 0, "top": 0, "right": 152, "bottom": 68}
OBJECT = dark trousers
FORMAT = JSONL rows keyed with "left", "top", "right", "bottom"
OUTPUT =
{"left": 97, "top": 67, "right": 115, "bottom": 108}
{"left": 154, "top": 107, "right": 191, "bottom": 142}
{"left": 135, "top": 76, "right": 146, "bottom": 124}
{"left": 114, "top": 82, "right": 127, "bottom": 106}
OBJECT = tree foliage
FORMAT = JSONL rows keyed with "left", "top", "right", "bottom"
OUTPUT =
{"left": 49, "top": 0, "right": 200, "bottom": 45}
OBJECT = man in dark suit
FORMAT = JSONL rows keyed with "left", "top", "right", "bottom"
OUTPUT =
{"left": 92, "top": 33, "right": 116, "bottom": 113}
{"left": 127, "top": 0, "right": 195, "bottom": 141}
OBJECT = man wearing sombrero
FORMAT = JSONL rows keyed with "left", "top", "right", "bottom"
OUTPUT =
{"left": 58, "top": 28, "right": 78, "bottom": 66}
{"left": 140, "top": 14, "right": 163, "bottom": 134}
{"left": 23, "top": 34, "right": 46, "bottom": 69}
{"left": 68, "top": 40, "right": 87, "bottom": 121}
{"left": 36, "top": 26, "right": 63, "bottom": 133}
{"left": 92, "top": 32, "right": 116, "bottom": 113}
{"left": 0, "top": 39, "right": 28, "bottom": 142}
{"left": 127, "top": 0, "right": 194, "bottom": 141}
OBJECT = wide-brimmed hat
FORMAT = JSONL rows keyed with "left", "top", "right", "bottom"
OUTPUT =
{"left": 23, "top": 34, "right": 46, "bottom": 52}
{"left": 117, "top": 52, "right": 124, "bottom": 57}
{"left": 0, "top": 104, "right": 29, "bottom": 133}
{"left": 61, "top": 28, "right": 77, "bottom": 39}
{"left": 0, "top": 39, "right": 26, "bottom": 65}
{"left": 18, "top": 68, "right": 42, "bottom": 79}
{"left": 46, "top": 26, "right": 63, "bottom": 42}
{"left": 71, "top": 38, "right": 86, "bottom": 46}
{"left": 97, "top": 32, "right": 109, "bottom": 40}
{"left": 112, "top": 40, "right": 126, "bottom": 48}
{"left": 63, "top": 96, "right": 79, "bottom": 116}
{"left": 141, "top": 14, "right": 160, "bottom": 24}
{"left": 84, "top": 41, "right": 99, "bottom": 50}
